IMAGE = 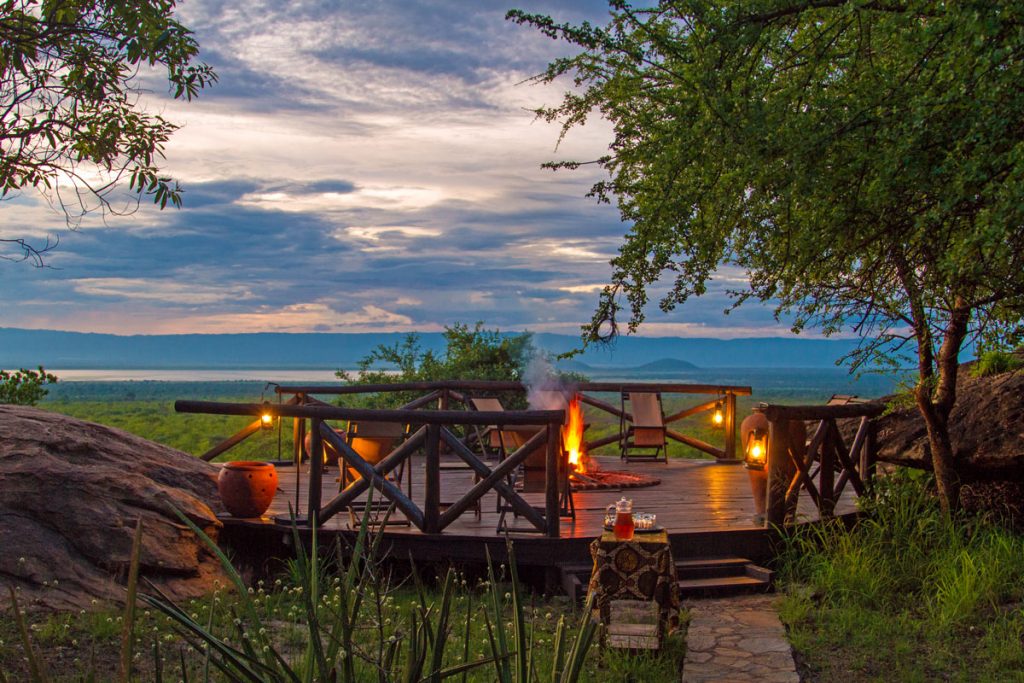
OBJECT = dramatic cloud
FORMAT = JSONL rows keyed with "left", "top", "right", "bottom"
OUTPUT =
{"left": 0, "top": 0, "right": 801, "bottom": 339}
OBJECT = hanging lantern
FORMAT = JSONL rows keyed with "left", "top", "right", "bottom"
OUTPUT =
{"left": 744, "top": 427, "right": 768, "bottom": 470}
{"left": 260, "top": 401, "right": 274, "bottom": 430}
{"left": 712, "top": 401, "right": 724, "bottom": 427}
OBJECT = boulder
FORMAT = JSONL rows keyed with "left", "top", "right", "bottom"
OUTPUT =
{"left": 873, "top": 359, "right": 1024, "bottom": 480}
{"left": 0, "top": 405, "right": 229, "bottom": 611}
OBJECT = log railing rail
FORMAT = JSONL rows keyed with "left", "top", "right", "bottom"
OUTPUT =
{"left": 757, "top": 402, "right": 884, "bottom": 527}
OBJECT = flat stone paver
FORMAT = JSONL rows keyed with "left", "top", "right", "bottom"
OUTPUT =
{"left": 682, "top": 594, "right": 799, "bottom": 683}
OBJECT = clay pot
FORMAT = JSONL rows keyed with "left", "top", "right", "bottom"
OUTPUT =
{"left": 217, "top": 461, "right": 278, "bottom": 518}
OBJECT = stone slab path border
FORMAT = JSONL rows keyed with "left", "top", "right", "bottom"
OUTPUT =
{"left": 682, "top": 594, "right": 799, "bottom": 683}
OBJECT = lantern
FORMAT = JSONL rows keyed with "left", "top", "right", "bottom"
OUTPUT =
{"left": 712, "top": 401, "right": 724, "bottom": 427}
{"left": 744, "top": 427, "right": 768, "bottom": 470}
{"left": 260, "top": 401, "right": 274, "bottom": 430}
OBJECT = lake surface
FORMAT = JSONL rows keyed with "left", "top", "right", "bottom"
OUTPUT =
{"left": 43, "top": 366, "right": 908, "bottom": 402}
{"left": 50, "top": 368, "right": 349, "bottom": 382}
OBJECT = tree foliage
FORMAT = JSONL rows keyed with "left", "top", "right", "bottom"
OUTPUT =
{"left": 510, "top": 1, "right": 1024, "bottom": 511}
{"left": 338, "top": 322, "right": 537, "bottom": 408}
{"left": 0, "top": 365, "right": 57, "bottom": 405}
{"left": 1, "top": 0, "right": 216, "bottom": 264}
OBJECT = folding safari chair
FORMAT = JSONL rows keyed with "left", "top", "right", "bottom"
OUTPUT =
{"left": 619, "top": 392, "right": 668, "bottom": 462}
{"left": 338, "top": 420, "right": 412, "bottom": 528}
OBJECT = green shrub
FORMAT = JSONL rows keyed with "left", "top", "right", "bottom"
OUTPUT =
{"left": 0, "top": 366, "right": 58, "bottom": 406}
{"left": 971, "top": 351, "right": 1023, "bottom": 378}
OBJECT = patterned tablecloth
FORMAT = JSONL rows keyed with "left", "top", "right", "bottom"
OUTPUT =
{"left": 586, "top": 529, "right": 680, "bottom": 632}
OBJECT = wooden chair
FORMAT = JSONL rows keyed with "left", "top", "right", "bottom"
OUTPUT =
{"left": 339, "top": 420, "right": 411, "bottom": 528}
{"left": 620, "top": 392, "right": 668, "bottom": 462}
{"left": 470, "top": 397, "right": 538, "bottom": 458}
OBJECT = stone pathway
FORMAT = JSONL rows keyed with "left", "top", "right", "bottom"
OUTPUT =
{"left": 682, "top": 594, "right": 799, "bottom": 683}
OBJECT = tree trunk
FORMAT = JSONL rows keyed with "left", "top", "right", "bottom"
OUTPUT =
{"left": 915, "top": 393, "right": 960, "bottom": 513}
{"left": 915, "top": 302, "right": 970, "bottom": 514}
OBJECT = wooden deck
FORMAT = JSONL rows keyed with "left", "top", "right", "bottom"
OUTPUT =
{"left": 218, "top": 455, "right": 858, "bottom": 569}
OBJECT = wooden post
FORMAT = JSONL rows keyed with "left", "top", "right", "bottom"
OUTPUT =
{"left": 765, "top": 419, "right": 791, "bottom": 527}
{"left": 424, "top": 423, "right": 441, "bottom": 534}
{"left": 545, "top": 424, "right": 560, "bottom": 538}
{"left": 307, "top": 418, "right": 323, "bottom": 525}
{"left": 724, "top": 392, "right": 737, "bottom": 461}
{"left": 818, "top": 420, "right": 836, "bottom": 518}
{"left": 438, "top": 388, "right": 450, "bottom": 455}
{"left": 862, "top": 419, "right": 877, "bottom": 489}
{"left": 293, "top": 412, "right": 305, "bottom": 513}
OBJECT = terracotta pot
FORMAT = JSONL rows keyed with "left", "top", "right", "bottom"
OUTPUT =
{"left": 218, "top": 461, "right": 278, "bottom": 518}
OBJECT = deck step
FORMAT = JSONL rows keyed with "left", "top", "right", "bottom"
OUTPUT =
{"left": 559, "top": 556, "right": 773, "bottom": 600}
{"left": 676, "top": 574, "right": 768, "bottom": 594}
{"left": 676, "top": 556, "right": 773, "bottom": 596}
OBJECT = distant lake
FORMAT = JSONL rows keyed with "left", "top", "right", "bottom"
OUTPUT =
{"left": 44, "top": 366, "right": 908, "bottom": 403}
{"left": 51, "top": 368, "right": 350, "bottom": 382}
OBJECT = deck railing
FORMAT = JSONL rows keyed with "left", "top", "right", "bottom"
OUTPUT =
{"left": 175, "top": 399, "right": 565, "bottom": 536}
{"left": 271, "top": 380, "right": 753, "bottom": 462}
{"left": 178, "top": 380, "right": 754, "bottom": 537}
{"left": 758, "top": 402, "right": 885, "bottom": 527}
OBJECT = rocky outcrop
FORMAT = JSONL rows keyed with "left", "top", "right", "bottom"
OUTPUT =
{"left": 874, "top": 361, "right": 1024, "bottom": 480}
{"left": 0, "top": 405, "right": 228, "bottom": 611}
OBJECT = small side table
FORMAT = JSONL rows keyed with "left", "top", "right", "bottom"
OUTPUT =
{"left": 587, "top": 530, "right": 680, "bottom": 644}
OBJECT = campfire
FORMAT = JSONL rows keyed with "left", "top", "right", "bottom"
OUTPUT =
{"left": 562, "top": 394, "right": 591, "bottom": 475}
{"left": 559, "top": 392, "right": 661, "bottom": 490}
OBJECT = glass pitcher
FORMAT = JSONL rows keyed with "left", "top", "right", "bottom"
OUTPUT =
{"left": 606, "top": 497, "right": 635, "bottom": 540}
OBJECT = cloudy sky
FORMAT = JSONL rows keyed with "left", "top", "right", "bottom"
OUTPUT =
{"left": 0, "top": 0, "right": 792, "bottom": 338}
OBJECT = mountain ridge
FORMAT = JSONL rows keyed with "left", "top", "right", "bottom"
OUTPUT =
{"left": 0, "top": 327, "right": 866, "bottom": 369}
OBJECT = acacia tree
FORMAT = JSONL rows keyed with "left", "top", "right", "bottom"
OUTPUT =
{"left": 338, "top": 323, "right": 537, "bottom": 408}
{"left": 510, "top": 1, "right": 1024, "bottom": 511}
{"left": 1, "top": 0, "right": 215, "bottom": 264}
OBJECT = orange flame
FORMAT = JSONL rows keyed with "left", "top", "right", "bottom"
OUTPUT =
{"left": 562, "top": 395, "right": 586, "bottom": 473}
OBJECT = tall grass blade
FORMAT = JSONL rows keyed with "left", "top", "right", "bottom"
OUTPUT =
{"left": 559, "top": 594, "right": 598, "bottom": 683}
{"left": 460, "top": 589, "right": 473, "bottom": 683}
{"left": 426, "top": 568, "right": 456, "bottom": 682}
{"left": 152, "top": 638, "right": 162, "bottom": 683}
{"left": 9, "top": 586, "right": 50, "bottom": 683}
{"left": 178, "top": 647, "right": 189, "bottom": 683}
{"left": 483, "top": 547, "right": 512, "bottom": 683}
{"left": 481, "top": 603, "right": 509, "bottom": 683}
{"left": 119, "top": 518, "right": 144, "bottom": 683}
{"left": 549, "top": 616, "right": 567, "bottom": 683}
{"left": 505, "top": 540, "right": 528, "bottom": 681}
{"left": 85, "top": 645, "right": 97, "bottom": 683}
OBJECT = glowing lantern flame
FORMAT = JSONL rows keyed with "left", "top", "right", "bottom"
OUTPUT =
{"left": 562, "top": 395, "right": 586, "bottom": 473}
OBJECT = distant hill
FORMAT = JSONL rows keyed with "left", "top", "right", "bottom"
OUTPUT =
{"left": 631, "top": 358, "right": 698, "bottom": 372}
{"left": 553, "top": 358, "right": 594, "bottom": 373}
{"left": 0, "top": 327, "right": 878, "bottom": 369}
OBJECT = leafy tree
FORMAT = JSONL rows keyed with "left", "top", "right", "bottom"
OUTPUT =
{"left": 510, "top": 1, "right": 1024, "bottom": 511}
{"left": 1, "top": 0, "right": 216, "bottom": 264}
{"left": 0, "top": 366, "right": 57, "bottom": 405}
{"left": 338, "top": 323, "right": 537, "bottom": 409}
